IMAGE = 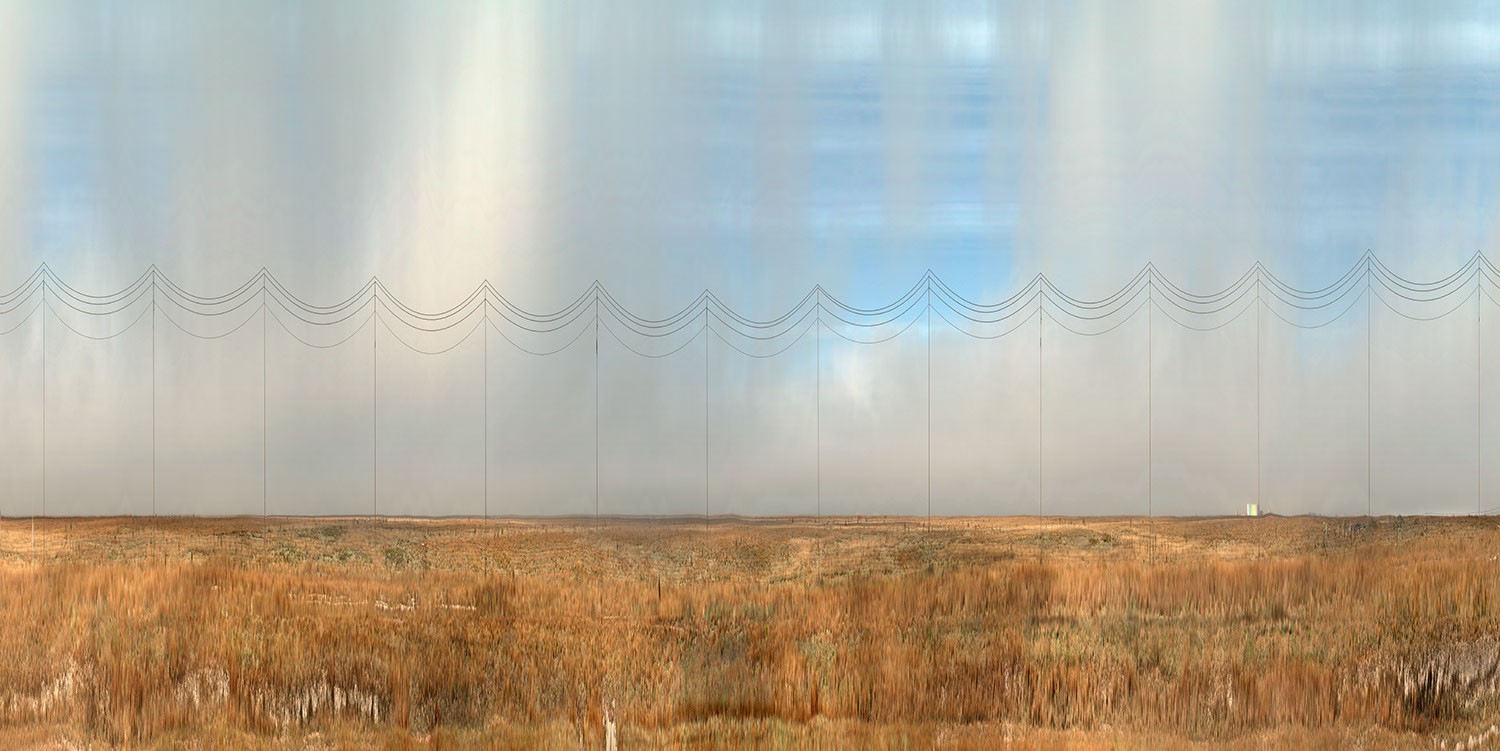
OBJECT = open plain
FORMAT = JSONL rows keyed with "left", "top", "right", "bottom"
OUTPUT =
{"left": 1, "top": 514, "right": 1497, "bottom": 750}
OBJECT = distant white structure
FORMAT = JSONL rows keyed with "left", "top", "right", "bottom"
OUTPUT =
{"left": 604, "top": 699, "right": 617, "bottom": 751}
{"left": 1245, "top": 503, "right": 1259, "bottom": 517}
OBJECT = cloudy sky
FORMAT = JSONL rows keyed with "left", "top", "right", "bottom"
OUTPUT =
{"left": 1, "top": 1, "right": 1498, "bottom": 517}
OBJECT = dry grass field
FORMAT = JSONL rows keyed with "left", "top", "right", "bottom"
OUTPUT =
{"left": 1, "top": 513, "right": 1498, "bottom": 750}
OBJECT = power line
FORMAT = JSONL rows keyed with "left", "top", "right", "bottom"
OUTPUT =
{"left": 930, "top": 289, "right": 1043, "bottom": 337}
{"left": 379, "top": 307, "right": 485, "bottom": 356}
{"left": 598, "top": 312, "right": 707, "bottom": 358}
{"left": 705, "top": 305, "right": 819, "bottom": 355}
{"left": 485, "top": 302, "right": 595, "bottom": 357}
{"left": 8, "top": 255, "right": 1500, "bottom": 522}
{"left": 0, "top": 293, "right": 42, "bottom": 334}
{"left": 14, "top": 257, "right": 1499, "bottom": 361}
{"left": 28, "top": 255, "right": 1494, "bottom": 344}
{"left": 42, "top": 298, "right": 155, "bottom": 341}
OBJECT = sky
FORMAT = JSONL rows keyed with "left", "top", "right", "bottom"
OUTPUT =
{"left": 1, "top": 1, "right": 1499, "bottom": 517}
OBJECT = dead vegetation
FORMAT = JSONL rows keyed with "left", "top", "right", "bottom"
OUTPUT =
{"left": 0, "top": 514, "right": 1497, "bottom": 749}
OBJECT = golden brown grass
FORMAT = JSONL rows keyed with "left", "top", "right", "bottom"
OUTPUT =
{"left": 0, "top": 514, "right": 1497, "bottom": 749}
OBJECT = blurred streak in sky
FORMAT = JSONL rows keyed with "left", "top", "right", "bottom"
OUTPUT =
{"left": 0, "top": 1, "right": 1497, "bottom": 517}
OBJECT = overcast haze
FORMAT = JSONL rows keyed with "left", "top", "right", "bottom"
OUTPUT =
{"left": 1, "top": 1, "right": 1499, "bottom": 517}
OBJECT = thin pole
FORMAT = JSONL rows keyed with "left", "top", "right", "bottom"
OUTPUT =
{"left": 594, "top": 297, "right": 600, "bottom": 520}
{"left": 152, "top": 275, "right": 157, "bottom": 517}
{"left": 1038, "top": 304, "right": 1044, "bottom": 562}
{"left": 373, "top": 302, "right": 378, "bottom": 519}
{"left": 1479, "top": 279, "right": 1483, "bottom": 514}
{"left": 484, "top": 287, "right": 489, "bottom": 521}
{"left": 1147, "top": 284, "right": 1153, "bottom": 522}
{"left": 1256, "top": 275, "right": 1262, "bottom": 513}
{"left": 926, "top": 287, "right": 931, "bottom": 530}
{"left": 1367, "top": 264, "right": 1372, "bottom": 517}
{"left": 41, "top": 277, "right": 46, "bottom": 519}
{"left": 816, "top": 302, "right": 821, "bottom": 520}
{"left": 704, "top": 307, "right": 710, "bottom": 527}
{"left": 262, "top": 286, "right": 267, "bottom": 518}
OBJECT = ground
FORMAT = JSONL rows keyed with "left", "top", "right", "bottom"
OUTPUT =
{"left": 0, "top": 514, "right": 1497, "bottom": 749}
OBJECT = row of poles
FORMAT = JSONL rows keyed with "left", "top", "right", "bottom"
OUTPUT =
{"left": 2, "top": 258, "right": 1496, "bottom": 524}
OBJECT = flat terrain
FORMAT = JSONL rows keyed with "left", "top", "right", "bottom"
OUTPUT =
{"left": 1, "top": 514, "right": 1498, "bottom": 749}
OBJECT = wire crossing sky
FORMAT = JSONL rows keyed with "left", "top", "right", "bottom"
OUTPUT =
{"left": 1, "top": 2, "right": 1499, "bottom": 517}
{"left": 1, "top": 256, "right": 1498, "bottom": 518}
